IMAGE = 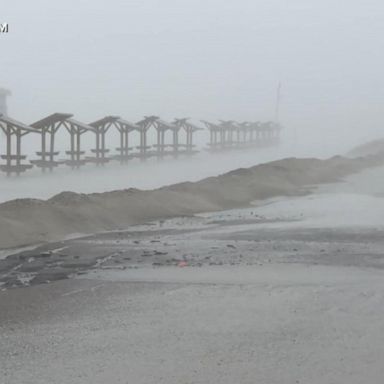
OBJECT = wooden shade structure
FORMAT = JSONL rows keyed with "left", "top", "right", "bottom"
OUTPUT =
{"left": 114, "top": 118, "right": 140, "bottom": 163}
{"left": 0, "top": 115, "right": 38, "bottom": 175}
{"left": 0, "top": 112, "right": 281, "bottom": 177}
{"left": 173, "top": 118, "right": 203, "bottom": 155}
{"left": 203, "top": 120, "right": 281, "bottom": 151}
{"left": 89, "top": 116, "right": 120, "bottom": 165}
{"left": 31, "top": 113, "right": 73, "bottom": 171}
{"left": 61, "top": 118, "right": 96, "bottom": 168}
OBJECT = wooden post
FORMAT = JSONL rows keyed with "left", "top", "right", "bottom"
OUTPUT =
{"left": 70, "top": 131, "right": 75, "bottom": 169}
{"left": 50, "top": 128, "right": 55, "bottom": 171}
{"left": 76, "top": 131, "right": 81, "bottom": 168}
{"left": 41, "top": 130, "right": 46, "bottom": 173}
{"left": 119, "top": 129, "right": 124, "bottom": 164}
{"left": 124, "top": 129, "right": 129, "bottom": 161}
{"left": 95, "top": 130, "right": 100, "bottom": 165}
{"left": 101, "top": 128, "right": 106, "bottom": 165}
{"left": 173, "top": 129, "right": 179, "bottom": 157}
{"left": 220, "top": 128, "right": 225, "bottom": 149}
{"left": 6, "top": 126, "right": 11, "bottom": 177}
{"left": 140, "top": 130, "right": 147, "bottom": 161}
{"left": 188, "top": 129, "right": 193, "bottom": 152}
{"left": 16, "top": 130, "right": 21, "bottom": 176}
{"left": 156, "top": 129, "right": 161, "bottom": 159}
{"left": 160, "top": 130, "right": 165, "bottom": 158}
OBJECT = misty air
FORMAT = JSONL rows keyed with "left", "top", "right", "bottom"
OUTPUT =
{"left": 1, "top": 1, "right": 384, "bottom": 383}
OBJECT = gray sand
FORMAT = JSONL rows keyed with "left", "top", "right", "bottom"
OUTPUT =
{"left": 1, "top": 164, "right": 384, "bottom": 383}
{"left": 2, "top": 266, "right": 384, "bottom": 384}
{"left": 0, "top": 154, "right": 383, "bottom": 250}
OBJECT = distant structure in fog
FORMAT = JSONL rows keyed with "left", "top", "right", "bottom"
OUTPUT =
{"left": 0, "top": 112, "right": 281, "bottom": 176}
{"left": 0, "top": 88, "right": 11, "bottom": 116}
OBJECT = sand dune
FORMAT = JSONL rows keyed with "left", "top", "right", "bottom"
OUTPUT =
{"left": 0, "top": 154, "right": 382, "bottom": 250}
{"left": 347, "top": 138, "right": 384, "bottom": 158}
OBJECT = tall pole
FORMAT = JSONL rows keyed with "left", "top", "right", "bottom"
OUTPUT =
{"left": 275, "top": 81, "right": 282, "bottom": 123}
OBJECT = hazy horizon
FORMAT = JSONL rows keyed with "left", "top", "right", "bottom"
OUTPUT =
{"left": 2, "top": 0, "right": 384, "bottom": 149}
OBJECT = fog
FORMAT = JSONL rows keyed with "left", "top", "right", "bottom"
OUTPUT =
{"left": 2, "top": 0, "right": 384, "bottom": 150}
{"left": 4, "top": 4, "right": 384, "bottom": 382}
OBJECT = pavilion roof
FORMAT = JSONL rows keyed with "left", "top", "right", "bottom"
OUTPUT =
{"left": 89, "top": 116, "right": 120, "bottom": 128}
{"left": 65, "top": 118, "right": 96, "bottom": 132}
{"left": 0, "top": 114, "right": 38, "bottom": 133}
{"left": 31, "top": 113, "right": 73, "bottom": 129}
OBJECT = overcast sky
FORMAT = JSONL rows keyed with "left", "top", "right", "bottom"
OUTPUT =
{"left": 1, "top": 0, "right": 384, "bottom": 145}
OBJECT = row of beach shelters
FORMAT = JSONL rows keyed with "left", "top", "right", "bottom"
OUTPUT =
{"left": 0, "top": 113, "right": 282, "bottom": 176}
{"left": 0, "top": 113, "right": 203, "bottom": 175}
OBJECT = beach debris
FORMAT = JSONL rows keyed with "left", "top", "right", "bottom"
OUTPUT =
{"left": 36, "top": 251, "right": 52, "bottom": 258}
{"left": 178, "top": 261, "right": 188, "bottom": 268}
{"left": 152, "top": 262, "right": 162, "bottom": 266}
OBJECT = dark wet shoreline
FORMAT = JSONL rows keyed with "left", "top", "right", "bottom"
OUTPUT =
{"left": 2, "top": 206, "right": 384, "bottom": 290}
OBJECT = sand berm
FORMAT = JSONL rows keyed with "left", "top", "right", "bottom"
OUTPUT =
{"left": 0, "top": 154, "right": 383, "bottom": 250}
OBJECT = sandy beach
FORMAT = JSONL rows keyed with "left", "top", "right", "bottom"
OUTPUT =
{"left": 0, "top": 153, "right": 382, "bottom": 251}
{"left": 1, "top": 158, "right": 384, "bottom": 383}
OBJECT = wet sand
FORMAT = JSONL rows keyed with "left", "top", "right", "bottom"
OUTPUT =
{"left": 1, "top": 165, "right": 384, "bottom": 383}
{"left": 2, "top": 265, "right": 384, "bottom": 384}
{"left": 0, "top": 154, "right": 382, "bottom": 250}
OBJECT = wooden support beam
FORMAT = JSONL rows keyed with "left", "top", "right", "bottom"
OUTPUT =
{"left": 0, "top": 117, "right": 37, "bottom": 176}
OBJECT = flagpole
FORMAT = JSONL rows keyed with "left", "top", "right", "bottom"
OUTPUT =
{"left": 275, "top": 82, "right": 281, "bottom": 123}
